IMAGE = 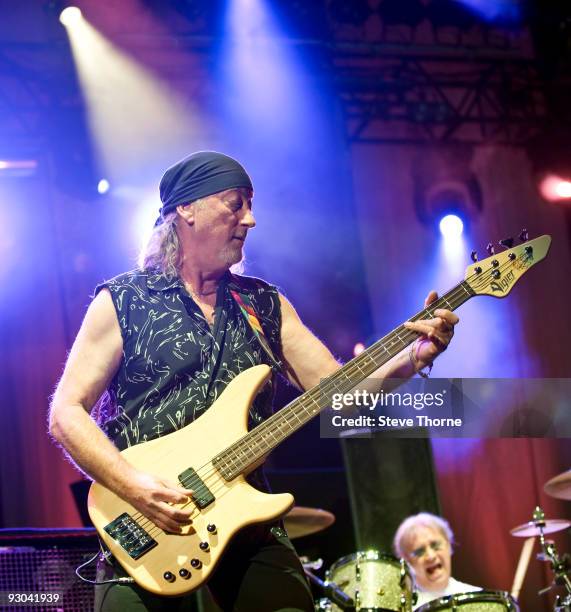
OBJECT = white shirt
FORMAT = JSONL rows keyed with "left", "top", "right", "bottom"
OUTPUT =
{"left": 414, "top": 577, "right": 481, "bottom": 610}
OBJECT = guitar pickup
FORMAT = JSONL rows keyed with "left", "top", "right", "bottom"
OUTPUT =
{"left": 104, "top": 513, "right": 157, "bottom": 559}
{"left": 178, "top": 468, "right": 215, "bottom": 509}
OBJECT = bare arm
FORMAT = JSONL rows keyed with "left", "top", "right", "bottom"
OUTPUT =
{"left": 278, "top": 291, "right": 459, "bottom": 392}
{"left": 49, "top": 289, "right": 192, "bottom": 532}
{"left": 278, "top": 294, "right": 412, "bottom": 391}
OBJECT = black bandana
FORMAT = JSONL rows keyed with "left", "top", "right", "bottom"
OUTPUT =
{"left": 157, "top": 151, "right": 253, "bottom": 223}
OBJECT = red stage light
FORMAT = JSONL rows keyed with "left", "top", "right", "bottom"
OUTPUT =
{"left": 539, "top": 173, "right": 571, "bottom": 202}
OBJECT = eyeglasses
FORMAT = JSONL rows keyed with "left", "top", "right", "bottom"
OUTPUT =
{"left": 410, "top": 540, "right": 446, "bottom": 559}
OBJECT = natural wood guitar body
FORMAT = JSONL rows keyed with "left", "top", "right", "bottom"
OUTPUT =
{"left": 88, "top": 365, "right": 294, "bottom": 596}
{"left": 88, "top": 234, "right": 551, "bottom": 596}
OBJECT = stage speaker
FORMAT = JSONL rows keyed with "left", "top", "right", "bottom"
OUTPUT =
{"left": 341, "top": 435, "right": 441, "bottom": 554}
{"left": 0, "top": 528, "right": 207, "bottom": 612}
{"left": 0, "top": 529, "right": 99, "bottom": 611}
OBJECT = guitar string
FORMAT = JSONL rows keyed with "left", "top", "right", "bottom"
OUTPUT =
{"left": 145, "top": 310, "right": 455, "bottom": 535}
{"left": 135, "top": 290, "right": 470, "bottom": 529}
{"left": 132, "top": 285, "right": 467, "bottom": 537}
{"left": 127, "top": 251, "right": 532, "bottom": 538}
{"left": 135, "top": 253, "right": 525, "bottom": 539}
{"left": 133, "top": 252, "right": 527, "bottom": 538}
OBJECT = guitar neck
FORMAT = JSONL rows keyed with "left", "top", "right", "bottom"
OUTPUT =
{"left": 214, "top": 280, "right": 475, "bottom": 480}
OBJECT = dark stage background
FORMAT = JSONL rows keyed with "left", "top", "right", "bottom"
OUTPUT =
{"left": 1, "top": 1, "right": 571, "bottom": 610}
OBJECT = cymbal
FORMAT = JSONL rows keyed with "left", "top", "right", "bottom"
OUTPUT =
{"left": 284, "top": 506, "right": 335, "bottom": 540}
{"left": 510, "top": 519, "right": 571, "bottom": 538}
{"left": 545, "top": 469, "right": 571, "bottom": 500}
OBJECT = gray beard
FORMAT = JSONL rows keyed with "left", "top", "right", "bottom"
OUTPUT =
{"left": 218, "top": 243, "right": 243, "bottom": 269}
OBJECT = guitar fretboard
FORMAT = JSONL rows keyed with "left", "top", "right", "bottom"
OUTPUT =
{"left": 213, "top": 280, "right": 474, "bottom": 480}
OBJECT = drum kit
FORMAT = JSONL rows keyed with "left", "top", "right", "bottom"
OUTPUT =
{"left": 283, "top": 468, "right": 571, "bottom": 612}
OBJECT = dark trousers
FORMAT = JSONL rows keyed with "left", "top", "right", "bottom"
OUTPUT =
{"left": 94, "top": 524, "right": 314, "bottom": 612}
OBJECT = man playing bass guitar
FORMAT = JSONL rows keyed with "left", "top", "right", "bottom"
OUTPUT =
{"left": 49, "top": 151, "right": 458, "bottom": 611}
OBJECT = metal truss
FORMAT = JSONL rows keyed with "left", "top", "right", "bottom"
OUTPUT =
{"left": 0, "top": 35, "right": 561, "bottom": 151}
{"left": 0, "top": 43, "right": 77, "bottom": 154}
{"left": 333, "top": 51, "right": 549, "bottom": 145}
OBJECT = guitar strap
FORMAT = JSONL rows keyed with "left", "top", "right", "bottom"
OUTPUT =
{"left": 230, "top": 289, "right": 283, "bottom": 372}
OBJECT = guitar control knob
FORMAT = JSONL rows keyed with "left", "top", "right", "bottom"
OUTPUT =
{"left": 525, "top": 245, "right": 533, "bottom": 254}
{"left": 179, "top": 568, "right": 190, "bottom": 579}
{"left": 492, "top": 270, "right": 501, "bottom": 279}
{"left": 199, "top": 541, "right": 210, "bottom": 551}
{"left": 191, "top": 558, "right": 202, "bottom": 569}
{"left": 475, "top": 266, "right": 482, "bottom": 274}
{"left": 163, "top": 571, "right": 176, "bottom": 583}
{"left": 492, "top": 259, "right": 499, "bottom": 267}
{"left": 509, "top": 253, "right": 516, "bottom": 260}
{"left": 207, "top": 524, "right": 217, "bottom": 534}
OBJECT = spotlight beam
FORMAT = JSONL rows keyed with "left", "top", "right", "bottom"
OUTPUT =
{"left": 60, "top": 6, "right": 82, "bottom": 27}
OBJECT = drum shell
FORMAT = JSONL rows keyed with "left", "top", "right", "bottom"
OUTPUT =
{"left": 416, "top": 590, "right": 519, "bottom": 611}
{"left": 326, "top": 550, "right": 413, "bottom": 611}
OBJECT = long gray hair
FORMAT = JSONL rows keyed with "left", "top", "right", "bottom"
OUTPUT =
{"left": 138, "top": 211, "right": 181, "bottom": 278}
{"left": 137, "top": 206, "right": 245, "bottom": 277}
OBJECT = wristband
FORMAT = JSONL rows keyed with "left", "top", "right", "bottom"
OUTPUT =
{"left": 408, "top": 340, "right": 433, "bottom": 378}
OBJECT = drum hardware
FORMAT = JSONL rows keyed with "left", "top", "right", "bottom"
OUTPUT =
{"left": 537, "top": 541, "right": 556, "bottom": 562}
{"left": 554, "top": 594, "right": 571, "bottom": 612}
{"left": 301, "top": 557, "right": 324, "bottom": 571}
{"left": 303, "top": 565, "right": 355, "bottom": 612}
{"left": 415, "top": 590, "right": 519, "bottom": 611}
{"left": 511, "top": 507, "right": 571, "bottom": 610}
{"left": 401, "top": 558, "right": 418, "bottom": 608}
{"left": 400, "top": 558, "right": 409, "bottom": 589}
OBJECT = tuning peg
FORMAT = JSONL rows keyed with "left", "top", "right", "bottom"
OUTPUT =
{"left": 470, "top": 250, "right": 478, "bottom": 263}
{"left": 486, "top": 242, "right": 495, "bottom": 256}
{"left": 519, "top": 228, "right": 529, "bottom": 242}
{"left": 499, "top": 237, "right": 514, "bottom": 249}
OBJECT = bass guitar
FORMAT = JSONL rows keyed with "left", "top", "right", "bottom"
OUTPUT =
{"left": 88, "top": 234, "right": 551, "bottom": 595}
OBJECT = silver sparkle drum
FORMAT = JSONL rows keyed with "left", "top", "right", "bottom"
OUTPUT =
{"left": 326, "top": 550, "right": 413, "bottom": 611}
{"left": 555, "top": 595, "right": 571, "bottom": 612}
{"left": 416, "top": 590, "right": 519, "bottom": 611}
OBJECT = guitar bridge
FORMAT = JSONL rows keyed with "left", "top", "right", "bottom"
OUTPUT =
{"left": 104, "top": 513, "right": 157, "bottom": 559}
{"left": 178, "top": 468, "right": 215, "bottom": 509}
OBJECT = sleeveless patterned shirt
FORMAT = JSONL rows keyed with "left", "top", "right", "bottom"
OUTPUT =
{"left": 95, "top": 269, "right": 284, "bottom": 452}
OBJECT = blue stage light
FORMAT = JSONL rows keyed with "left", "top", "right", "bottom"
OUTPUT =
{"left": 439, "top": 214, "right": 464, "bottom": 239}
{"left": 97, "top": 179, "right": 110, "bottom": 194}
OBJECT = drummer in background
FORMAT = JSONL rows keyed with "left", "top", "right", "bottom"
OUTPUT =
{"left": 393, "top": 512, "right": 481, "bottom": 609}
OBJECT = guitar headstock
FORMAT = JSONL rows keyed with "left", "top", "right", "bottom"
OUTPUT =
{"left": 465, "top": 235, "right": 551, "bottom": 297}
